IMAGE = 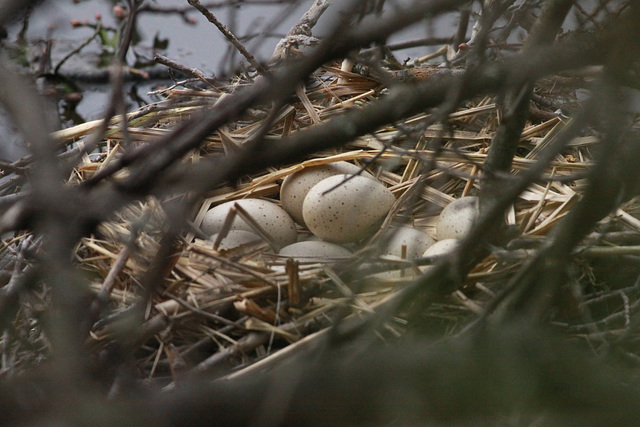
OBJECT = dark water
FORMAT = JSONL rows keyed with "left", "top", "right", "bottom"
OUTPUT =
{"left": 0, "top": 0, "right": 458, "bottom": 160}
{"left": 0, "top": 1, "right": 314, "bottom": 159}
{"left": 10, "top": 1, "right": 317, "bottom": 119}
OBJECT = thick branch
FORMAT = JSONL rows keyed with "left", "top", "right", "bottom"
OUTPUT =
{"left": 482, "top": 0, "right": 575, "bottom": 183}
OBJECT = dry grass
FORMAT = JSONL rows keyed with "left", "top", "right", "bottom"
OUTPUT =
{"left": 5, "top": 60, "right": 628, "bottom": 386}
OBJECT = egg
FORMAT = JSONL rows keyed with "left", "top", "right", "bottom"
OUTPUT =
{"left": 280, "top": 161, "right": 374, "bottom": 225}
{"left": 382, "top": 226, "right": 435, "bottom": 259}
{"left": 201, "top": 198, "right": 297, "bottom": 248}
{"left": 302, "top": 174, "right": 395, "bottom": 243}
{"left": 419, "top": 238, "right": 458, "bottom": 272}
{"left": 436, "top": 196, "right": 479, "bottom": 240}
{"left": 279, "top": 240, "right": 352, "bottom": 263}
{"left": 367, "top": 255, "right": 419, "bottom": 281}
{"left": 364, "top": 228, "right": 434, "bottom": 281}
{"left": 209, "top": 230, "right": 261, "bottom": 251}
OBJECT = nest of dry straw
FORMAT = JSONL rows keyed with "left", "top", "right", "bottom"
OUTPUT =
{"left": 14, "top": 61, "right": 634, "bottom": 383}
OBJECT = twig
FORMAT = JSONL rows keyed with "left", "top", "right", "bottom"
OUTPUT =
{"left": 116, "top": 0, "right": 142, "bottom": 63}
{"left": 188, "top": 0, "right": 266, "bottom": 74}
{"left": 453, "top": 3, "right": 471, "bottom": 48}
{"left": 360, "top": 36, "right": 451, "bottom": 55}
{"left": 54, "top": 22, "right": 102, "bottom": 75}
{"left": 154, "top": 53, "right": 217, "bottom": 87}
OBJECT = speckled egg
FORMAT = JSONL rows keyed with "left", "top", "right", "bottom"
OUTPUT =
{"left": 436, "top": 196, "right": 479, "bottom": 240}
{"left": 279, "top": 240, "right": 352, "bottom": 262}
{"left": 209, "top": 230, "right": 261, "bottom": 251}
{"left": 382, "top": 226, "right": 435, "bottom": 259}
{"left": 419, "top": 238, "right": 459, "bottom": 272}
{"left": 280, "top": 161, "right": 374, "bottom": 226}
{"left": 303, "top": 174, "right": 395, "bottom": 243}
{"left": 201, "top": 198, "right": 297, "bottom": 248}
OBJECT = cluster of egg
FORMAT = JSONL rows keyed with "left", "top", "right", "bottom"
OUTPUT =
{"left": 370, "top": 196, "right": 478, "bottom": 279}
{"left": 201, "top": 161, "right": 479, "bottom": 272}
{"left": 422, "top": 196, "right": 479, "bottom": 272}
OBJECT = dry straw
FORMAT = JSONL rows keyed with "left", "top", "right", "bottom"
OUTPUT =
{"left": 41, "top": 60, "right": 636, "bottom": 384}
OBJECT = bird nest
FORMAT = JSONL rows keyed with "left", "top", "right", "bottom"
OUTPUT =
{"left": 10, "top": 62, "right": 637, "bottom": 383}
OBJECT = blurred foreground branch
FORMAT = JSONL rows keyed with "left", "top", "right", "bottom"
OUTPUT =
{"left": 1, "top": 1, "right": 640, "bottom": 425}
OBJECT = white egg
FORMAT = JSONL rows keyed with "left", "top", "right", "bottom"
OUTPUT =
{"left": 436, "top": 196, "right": 479, "bottom": 240}
{"left": 201, "top": 198, "right": 297, "bottom": 248}
{"left": 280, "top": 161, "right": 374, "bottom": 226}
{"left": 419, "top": 238, "right": 458, "bottom": 272}
{"left": 367, "top": 255, "right": 419, "bottom": 281}
{"left": 209, "top": 230, "right": 261, "bottom": 251}
{"left": 303, "top": 174, "right": 395, "bottom": 243}
{"left": 382, "top": 226, "right": 435, "bottom": 259}
{"left": 279, "top": 240, "right": 352, "bottom": 263}
{"left": 365, "top": 228, "right": 435, "bottom": 281}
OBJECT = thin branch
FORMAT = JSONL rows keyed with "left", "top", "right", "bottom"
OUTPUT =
{"left": 54, "top": 22, "right": 102, "bottom": 75}
{"left": 188, "top": 0, "right": 266, "bottom": 74}
{"left": 154, "top": 53, "right": 218, "bottom": 87}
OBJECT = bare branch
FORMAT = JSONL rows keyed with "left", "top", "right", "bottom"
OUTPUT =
{"left": 188, "top": 0, "right": 267, "bottom": 73}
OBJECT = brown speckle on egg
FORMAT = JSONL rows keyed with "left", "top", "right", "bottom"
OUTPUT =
{"left": 436, "top": 196, "right": 479, "bottom": 240}
{"left": 202, "top": 198, "right": 298, "bottom": 248}
{"left": 302, "top": 174, "right": 395, "bottom": 243}
{"left": 280, "top": 161, "right": 374, "bottom": 226}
